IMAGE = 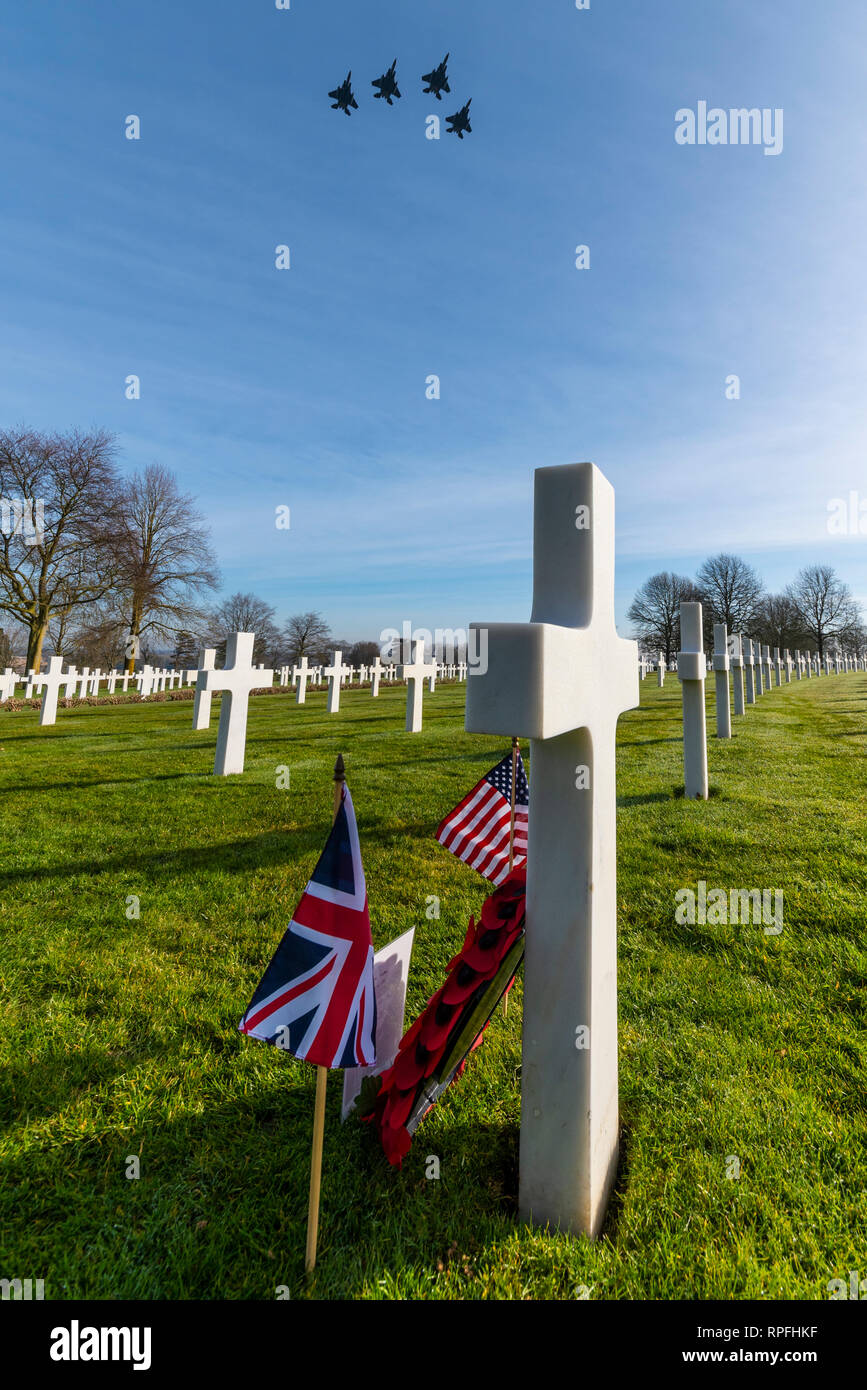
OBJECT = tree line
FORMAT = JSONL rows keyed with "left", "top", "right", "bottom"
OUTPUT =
{"left": 0, "top": 427, "right": 378, "bottom": 672}
{"left": 628, "top": 554, "right": 866, "bottom": 663}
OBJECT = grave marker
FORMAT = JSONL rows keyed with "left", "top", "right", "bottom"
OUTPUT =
{"left": 193, "top": 649, "right": 217, "bottom": 730}
{"left": 324, "top": 651, "right": 345, "bottom": 712}
{"left": 465, "top": 461, "right": 638, "bottom": 1238}
{"left": 713, "top": 623, "right": 731, "bottom": 739}
{"left": 39, "top": 656, "right": 67, "bottom": 727}
{"left": 294, "top": 656, "right": 311, "bottom": 705}
{"left": 678, "top": 602, "right": 709, "bottom": 797}
{"left": 201, "top": 632, "right": 272, "bottom": 775}
{"left": 729, "top": 632, "right": 745, "bottom": 716}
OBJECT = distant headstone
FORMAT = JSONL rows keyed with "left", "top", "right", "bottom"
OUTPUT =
{"left": 325, "top": 651, "right": 345, "bottom": 713}
{"left": 202, "top": 632, "right": 272, "bottom": 776}
{"left": 400, "top": 639, "right": 436, "bottom": 733}
{"left": 294, "top": 656, "right": 311, "bottom": 705}
{"left": 729, "top": 633, "right": 745, "bottom": 716}
{"left": 39, "top": 656, "right": 67, "bottom": 727}
{"left": 370, "top": 655, "right": 384, "bottom": 697}
{"left": 743, "top": 640, "right": 756, "bottom": 704}
{"left": 678, "top": 602, "right": 709, "bottom": 798}
{"left": 713, "top": 623, "right": 731, "bottom": 739}
{"left": 657, "top": 652, "right": 666, "bottom": 688}
{"left": 193, "top": 649, "right": 217, "bottom": 730}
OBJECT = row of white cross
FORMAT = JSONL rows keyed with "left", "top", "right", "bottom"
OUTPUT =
{"left": 193, "top": 638, "right": 462, "bottom": 773}
{"left": 644, "top": 645, "right": 862, "bottom": 684}
{"left": 0, "top": 662, "right": 207, "bottom": 723}
{"left": 674, "top": 607, "right": 864, "bottom": 799}
{"left": 275, "top": 658, "right": 469, "bottom": 690}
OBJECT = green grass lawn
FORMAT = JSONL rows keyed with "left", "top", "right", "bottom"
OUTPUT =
{"left": 0, "top": 675, "right": 865, "bottom": 1300}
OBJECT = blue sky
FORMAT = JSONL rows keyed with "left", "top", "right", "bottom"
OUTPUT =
{"left": 2, "top": 0, "right": 866, "bottom": 640}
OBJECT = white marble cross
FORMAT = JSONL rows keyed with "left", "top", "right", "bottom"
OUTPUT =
{"left": 657, "top": 651, "right": 666, "bottom": 687}
{"left": 39, "top": 656, "right": 67, "bottom": 726}
{"left": 201, "top": 632, "right": 272, "bottom": 775}
{"left": 400, "top": 639, "right": 436, "bottom": 732}
{"left": 294, "top": 656, "right": 311, "bottom": 705}
{"left": 370, "top": 655, "right": 384, "bottom": 697}
{"left": 713, "top": 623, "right": 731, "bottom": 739}
{"left": 465, "top": 461, "right": 638, "bottom": 1239}
{"left": 773, "top": 647, "right": 782, "bottom": 687}
{"left": 743, "top": 641, "right": 755, "bottom": 703}
{"left": 193, "top": 649, "right": 217, "bottom": 730}
{"left": 678, "top": 602, "right": 709, "bottom": 797}
{"left": 325, "top": 650, "right": 345, "bottom": 713}
{"left": 728, "top": 633, "right": 745, "bottom": 715}
{"left": 784, "top": 649, "right": 793, "bottom": 683}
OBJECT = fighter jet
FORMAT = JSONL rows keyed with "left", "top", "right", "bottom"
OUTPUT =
{"left": 329, "top": 71, "right": 358, "bottom": 115}
{"left": 446, "top": 99, "right": 472, "bottom": 139}
{"left": 372, "top": 60, "right": 401, "bottom": 105}
{"left": 422, "top": 54, "right": 450, "bottom": 100}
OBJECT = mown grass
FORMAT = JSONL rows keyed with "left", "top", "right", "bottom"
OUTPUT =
{"left": 0, "top": 674, "right": 864, "bottom": 1300}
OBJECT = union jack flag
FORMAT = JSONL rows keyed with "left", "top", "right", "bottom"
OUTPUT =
{"left": 435, "top": 749, "right": 529, "bottom": 886}
{"left": 238, "top": 783, "right": 376, "bottom": 1068}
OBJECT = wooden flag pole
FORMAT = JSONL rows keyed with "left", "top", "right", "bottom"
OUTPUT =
{"left": 305, "top": 753, "right": 345, "bottom": 1276}
{"left": 503, "top": 736, "right": 519, "bottom": 1019}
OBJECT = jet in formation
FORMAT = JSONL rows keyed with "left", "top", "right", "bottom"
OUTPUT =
{"left": 446, "top": 99, "right": 472, "bottom": 139}
{"left": 328, "top": 72, "right": 358, "bottom": 116}
{"left": 422, "top": 54, "right": 450, "bottom": 100}
{"left": 372, "top": 60, "right": 401, "bottom": 105}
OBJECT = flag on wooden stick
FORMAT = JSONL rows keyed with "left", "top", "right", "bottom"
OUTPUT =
{"left": 238, "top": 780, "right": 376, "bottom": 1069}
{"left": 435, "top": 749, "right": 529, "bottom": 884}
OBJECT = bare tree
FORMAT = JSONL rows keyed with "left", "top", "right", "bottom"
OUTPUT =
{"left": 284, "top": 611, "right": 333, "bottom": 665}
{"left": 786, "top": 565, "right": 861, "bottom": 660}
{"left": 348, "top": 640, "right": 380, "bottom": 666}
{"left": 209, "top": 592, "right": 280, "bottom": 666}
{"left": 113, "top": 464, "right": 220, "bottom": 672}
{"left": 627, "top": 572, "right": 700, "bottom": 665}
{"left": 0, "top": 427, "right": 121, "bottom": 670}
{"left": 0, "top": 626, "right": 21, "bottom": 669}
{"left": 695, "top": 553, "right": 764, "bottom": 634}
{"left": 752, "top": 593, "right": 804, "bottom": 653}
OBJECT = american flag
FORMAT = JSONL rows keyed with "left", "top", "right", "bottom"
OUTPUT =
{"left": 435, "top": 749, "right": 529, "bottom": 886}
{"left": 238, "top": 783, "right": 376, "bottom": 1069}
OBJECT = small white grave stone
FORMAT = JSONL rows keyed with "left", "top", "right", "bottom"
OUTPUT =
{"left": 294, "top": 656, "right": 311, "bottom": 705}
{"left": 713, "top": 623, "right": 731, "bottom": 739}
{"left": 193, "top": 649, "right": 217, "bottom": 730}
{"left": 729, "top": 633, "right": 745, "bottom": 716}
{"left": 201, "top": 632, "right": 272, "bottom": 776}
{"left": 39, "top": 656, "right": 67, "bottom": 726}
{"left": 369, "top": 655, "right": 384, "bottom": 697}
{"left": 400, "top": 639, "right": 436, "bottom": 733}
{"left": 324, "top": 651, "right": 345, "bottom": 712}
{"left": 678, "top": 602, "right": 709, "bottom": 798}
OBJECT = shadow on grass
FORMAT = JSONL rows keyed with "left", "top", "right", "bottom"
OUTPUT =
{"left": 0, "top": 1077, "right": 523, "bottom": 1299}
{"left": 0, "top": 822, "right": 444, "bottom": 890}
